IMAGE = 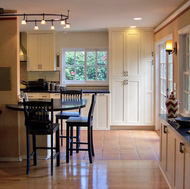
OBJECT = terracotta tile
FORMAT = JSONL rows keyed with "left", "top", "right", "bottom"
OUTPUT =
{"left": 120, "top": 144, "right": 135, "bottom": 149}
{"left": 137, "top": 149, "right": 154, "bottom": 155}
{"left": 120, "top": 149, "right": 137, "bottom": 155}
{"left": 139, "top": 154, "right": 158, "bottom": 160}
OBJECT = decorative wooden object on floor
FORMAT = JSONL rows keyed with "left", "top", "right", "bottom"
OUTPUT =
{"left": 23, "top": 99, "right": 60, "bottom": 175}
{"left": 56, "top": 89, "right": 83, "bottom": 146}
{"left": 66, "top": 94, "right": 97, "bottom": 163}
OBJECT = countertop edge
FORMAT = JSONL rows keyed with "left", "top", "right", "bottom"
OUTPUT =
{"left": 159, "top": 114, "right": 190, "bottom": 148}
{"left": 22, "top": 89, "right": 110, "bottom": 94}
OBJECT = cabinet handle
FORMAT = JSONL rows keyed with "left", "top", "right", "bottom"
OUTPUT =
{"left": 164, "top": 125, "right": 167, "bottom": 134}
{"left": 180, "top": 142, "right": 184, "bottom": 153}
{"left": 124, "top": 71, "right": 128, "bottom": 76}
{"left": 124, "top": 80, "right": 128, "bottom": 85}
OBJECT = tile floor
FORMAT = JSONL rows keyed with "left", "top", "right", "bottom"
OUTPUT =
{"left": 60, "top": 130, "right": 160, "bottom": 161}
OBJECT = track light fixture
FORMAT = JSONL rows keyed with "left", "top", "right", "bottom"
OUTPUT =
{"left": 50, "top": 20, "right": 55, "bottom": 30}
{"left": 0, "top": 8, "right": 70, "bottom": 30}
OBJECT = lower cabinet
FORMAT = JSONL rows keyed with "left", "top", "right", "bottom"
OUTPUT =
{"left": 160, "top": 118, "right": 190, "bottom": 189}
{"left": 82, "top": 93, "right": 110, "bottom": 130}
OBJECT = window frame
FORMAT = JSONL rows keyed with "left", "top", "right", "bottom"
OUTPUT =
{"left": 61, "top": 48, "right": 109, "bottom": 85}
{"left": 178, "top": 25, "right": 190, "bottom": 116}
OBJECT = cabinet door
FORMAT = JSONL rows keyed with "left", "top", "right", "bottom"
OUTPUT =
{"left": 110, "top": 32, "right": 125, "bottom": 77}
{"left": 94, "top": 94, "right": 109, "bottom": 130}
{"left": 160, "top": 123, "right": 167, "bottom": 171}
{"left": 125, "top": 31, "right": 141, "bottom": 77}
{"left": 184, "top": 146, "right": 190, "bottom": 189}
{"left": 111, "top": 78, "right": 126, "bottom": 125}
{"left": 175, "top": 137, "right": 185, "bottom": 189}
{"left": 27, "top": 34, "right": 39, "bottom": 71}
{"left": 125, "top": 78, "right": 141, "bottom": 124}
{"left": 40, "top": 34, "right": 54, "bottom": 71}
{"left": 166, "top": 127, "right": 175, "bottom": 187}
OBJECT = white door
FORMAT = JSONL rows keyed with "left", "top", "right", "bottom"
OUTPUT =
{"left": 159, "top": 42, "right": 173, "bottom": 114}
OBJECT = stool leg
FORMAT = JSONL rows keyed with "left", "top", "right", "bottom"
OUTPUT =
{"left": 87, "top": 127, "right": 92, "bottom": 163}
{"left": 32, "top": 134, "right": 38, "bottom": 165}
{"left": 70, "top": 126, "right": 73, "bottom": 156}
{"left": 51, "top": 133, "right": 53, "bottom": 175}
{"left": 26, "top": 128, "right": 30, "bottom": 174}
{"left": 66, "top": 124, "right": 70, "bottom": 163}
{"left": 56, "top": 128, "right": 60, "bottom": 166}
{"left": 76, "top": 127, "right": 80, "bottom": 153}
{"left": 91, "top": 126, "right": 95, "bottom": 157}
{"left": 61, "top": 119, "right": 63, "bottom": 146}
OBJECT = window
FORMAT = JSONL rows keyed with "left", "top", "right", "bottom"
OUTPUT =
{"left": 184, "top": 34, "right": 190, "bottom": 113}
{"left": 159, "top": 42, "right": 173, "bottom": 113}
{"left": 62, "top": 49, "right": 108, "bottom": 84}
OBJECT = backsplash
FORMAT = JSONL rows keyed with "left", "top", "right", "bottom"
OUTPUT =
{"left": 28, "top": 71, "right": 60, "bottom": 82}
{"left": 20, "top": 62, "right": 28, "bottom": 81}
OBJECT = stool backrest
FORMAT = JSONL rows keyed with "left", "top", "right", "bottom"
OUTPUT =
{"left": 60, "top": 89, "right": 83, "bottom": 113}
{"left": 88, "top": 94, "right": 97, "bottom": 124}
{"left": 23, "top": 99, "right": 53, "bottom": 129}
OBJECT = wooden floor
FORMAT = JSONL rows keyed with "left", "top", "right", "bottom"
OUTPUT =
{"left": 0, "top": 130, "right": 169, "bottom": 188}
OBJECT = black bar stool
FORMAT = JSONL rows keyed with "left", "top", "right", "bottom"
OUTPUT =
{"left": 66, "top": 94, "right": 97, "bottom": 163}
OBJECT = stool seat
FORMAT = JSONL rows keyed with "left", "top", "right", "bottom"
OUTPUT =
{"left": 67, "top": 117, "right": 88, "bottom": 126}
{"left": 56, "top": 111, "right": 80, "bottom": 119}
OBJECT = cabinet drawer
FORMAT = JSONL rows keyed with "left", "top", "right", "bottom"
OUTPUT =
{"left": 38, "top": 93, "right": 50, "bottom": 99}
{"left": 50, "top": 93, "right": 60, "bottom": 99}
{"left": 27, "top": 93, "right": 39, "bottom": 99}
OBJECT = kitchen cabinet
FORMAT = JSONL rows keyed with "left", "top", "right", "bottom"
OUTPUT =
{"left": 26, "top": 93, "right": 50, "bottom": 99}
{"left": 109, "top": 29, "right": 154, "bottom": 126}
{"left": 159, "top": 116, "right": 190, "bottom": 189}
{"left": 27, "top": 32, "right": 55, "bottom": 71}
{"left": 160, "top": 121, "right": 175, "bottom": 188}
{"left": 82, "top": 93, "right": 110, "bottom": 130}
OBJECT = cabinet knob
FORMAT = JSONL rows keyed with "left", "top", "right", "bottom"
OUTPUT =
{"left": 180, "top": 142, "right": 184, "bottom": 153}
{"left": 164, "top": 125, "right": 167, "bottom": 134}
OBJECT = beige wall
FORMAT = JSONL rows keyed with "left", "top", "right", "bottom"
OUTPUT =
{"left": 0, "top": 18, "right": 20, "bottom": 159}
{"left": 55, "top": 32, "right": 108, "bottom": 52}
{"left": 154, "top": 9, "right": 190, "bottom": 97}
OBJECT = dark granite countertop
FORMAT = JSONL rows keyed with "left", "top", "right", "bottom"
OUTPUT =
{"left": 159, "top": 114, "right": 190, "bottom": 147}
{"left": 22, "top": 89, "right": 110, "bottom": 94}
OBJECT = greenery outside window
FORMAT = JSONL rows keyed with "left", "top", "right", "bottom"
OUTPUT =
{"left": 62, "top": 49, "right": 108, "bottom": 84}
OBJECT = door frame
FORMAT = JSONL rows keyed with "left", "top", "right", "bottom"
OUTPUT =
{"left": 155, "top": 34, "right": 173, "bottom": 130}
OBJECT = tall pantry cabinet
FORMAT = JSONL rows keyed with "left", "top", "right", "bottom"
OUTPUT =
{"left": 109, "top": 29, "right": 154, "bottom": 127}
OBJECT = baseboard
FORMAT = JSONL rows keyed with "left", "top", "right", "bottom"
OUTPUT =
{"left": 110, "top": 125, "right": 155, "bottom": 130}
{"left": 0, "top": 156, "right": 22, "bottom": 162}
{"left": 158, "top": 163, "right": 172, "bottom": 189}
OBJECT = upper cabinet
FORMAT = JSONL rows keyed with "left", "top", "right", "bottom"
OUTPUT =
{"left": 27, "top": 32, "right": 55, "bottom": 71}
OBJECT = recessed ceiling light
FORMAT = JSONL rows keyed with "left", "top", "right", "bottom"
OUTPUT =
{"left": 134, "top": 18, "right": 142, "bottom": 20}
{"left": 130, "top": 26, "right": 136, "bottom": 28}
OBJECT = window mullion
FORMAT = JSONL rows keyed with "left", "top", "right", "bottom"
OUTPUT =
{"left": 96, "top": 51, "right": 98, "bottom": 81}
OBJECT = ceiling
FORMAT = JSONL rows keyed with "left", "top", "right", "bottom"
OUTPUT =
{"left": 0, "top": 0, "right": 186, "bottom": 32}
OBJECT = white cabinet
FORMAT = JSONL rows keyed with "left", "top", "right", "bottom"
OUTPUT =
{"left": 160, "top": 121, "right": 175, "bottom": 188}
{"left": 109, "top": 29, "right": 154, "bottom": 126}
{"left": 82, "top": 94, "right": 110, "bottom": 130}
{"left": 159, "top": 117, "right": 190, "bottom": 189}
{"left": 27, "top": 32, "right": 55, "bottom": 71}
{"left": 26, "top": 93, "right": 50, "bottom": 99}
